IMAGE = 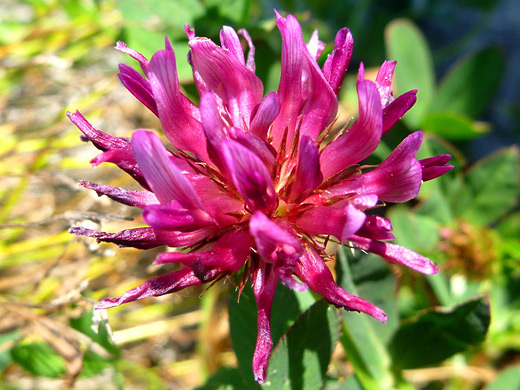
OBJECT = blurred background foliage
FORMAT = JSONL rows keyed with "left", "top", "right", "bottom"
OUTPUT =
{"left": 0, "top": 0, "right": 519, "bottom": 389}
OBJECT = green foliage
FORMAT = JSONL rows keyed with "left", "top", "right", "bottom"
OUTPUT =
{"left": 421, "top": 112, "right": 490, "bottom": 140}
{"left": 451, "top": 147, "right": 519, "bottom": 225}
{"left": 385, "top": 19, "right": 435, "bottom": 128}
{"left": 228, "top": 280, "right": 316, "bottom": 387}
{"left": 11, "top": 342, "right": 66, "bottom": 378}
{"left": 336, "top": 249, "right": 395, "bottom": 390}
{"left": 389, "top": 296, "right": 490, "bottom": 369}
{"left": 485, "top": 366, "right": 520, "bottom": 390}
{"left": 263, "top": 300, "right": 339, "bottom": 390}
{"left": 385, "top": 19, "right": 505, "bottom": 142}
{"left": 429, "top": 48, "right": 505, "bottom": 118}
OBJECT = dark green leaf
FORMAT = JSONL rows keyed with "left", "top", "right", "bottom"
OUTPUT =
{"left": 195, "top": 367, "right": 250, "bottom": 390}
{"left": 389, "top": 296, "right": 490, "bottom": 369}
{"left": 228, "top": 282, "right": 315, "bottom": 387}
{"left": 82, "top": 351, "right": 112, "bottom": 377}
{"left": 228, "top": 283, "right": 259, "bottom": 388}
{"left": 337, "top": 248, "right": 399, "bottom": 343}
{"left": 11, "top": 343, "right": 66, "bottom": 378}
{"left": 322, "top": 375, "right": 363, "bottom": 390}
{"left": 262, "top": 300, "right": 339, "bottom": 390}
{"left": 429, "top": 48, "right": 505, "bottom": 118}
{"left": 385, "top": 19, "right": 435, "bottom": 128}
{"left": 451, "top": 147, "right": 519, "bottom": 225}
{"left": 485, "top": 365, "right": 520, "bottom": 390}
{"left": 387, "top": 207, "right": 440, "bottom": 254}
{"left": 205, "top": 0, "right": 252, "bottom": 24}
{"left": 336, "top": 249, "right": 395, "bottom": 390}
{"left": 70, "top": 309, "right": 119, "bottom": 357}
{"left": 0, "top": 331, "right": 19, "bottom": 371}
{"left": 497, "top": 211, "right": 520, "bottom": 239}
{"left": 420, "top": 112, "right": 489, "bottom": 140}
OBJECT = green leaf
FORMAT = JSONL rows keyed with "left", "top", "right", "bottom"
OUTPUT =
{"left": 389, "top": 296, "right": 490, "bottom": 369}
{"left": 228, "top": 281, "right": 315, "bottom": 386}
{"left": 0, "top": 331, "right": 19, "bottom": 371}
{"left": 420, "top": 112, "right": 489, "bottom": 140}
{"left": 429, "top": 48, "right": 505, "bottom": 118}
{"left": 70, "top": 309, "right": 119, "bottom": 357}
{"left": 497, "top": 211, "right": 520, "bottom": 239}
{"left": 82, "top": 351, "right": 112, "bottom": 377}
{"left": 323, "top": 376, "right": 363, "bottom": 390}
{"left": 205, "top": 0, "right": 253, "bottom": 24}
{"left": 385, "top": 19, "right": 435, "bottom": 128}
{"left": 387, "top": 206, "right": 440, "bottom": 254}
{"left": 121, "top": 27, "right": 166, "bottom": 61}
{"left": 451, "top": 147, "right": 520, "bottom": 225}
{"left": 262, "top": 300, "right": 339, "bottom": 390}
{"left": 195, "top": 367, "right": 250, "bottom": 390}
{"left": 118, "top": 0, "right": 204, "bottom": 33}
{"left": 485, "top": 365, "right": 520, "bottom": 390}
{"left": 11, "top": 343, "right": 66, "bottom": 378}
{"left": 336, "top": 248, "right": 395, "bottom": 390}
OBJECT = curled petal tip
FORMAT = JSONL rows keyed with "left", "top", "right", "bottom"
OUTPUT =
{"left": 95, "top": 298, "right": 119, "bottom": 310}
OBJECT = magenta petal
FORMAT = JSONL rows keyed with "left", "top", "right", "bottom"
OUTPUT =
{"left": 249, "top": 91, "right": 281, "bottom": 141}
{"left": 273, "top": 12, "right": 337, "bottom": 150}
{"left": 132, "top": 130, "right": 206, "bottom": 210}
{"left": 79, "top": 180, "right": 157, "bottom": 208}
{"left": 420, "top": 154, "right": 453, "bottom": 181}
{"left": 375, "top": 60, "right": 396, "bottom": 106}
{"left": 251, "top": 261, "right": 278, "bottom": 384}
{"left": 220, "top": 26, "right": 245, "bottom": 65}
{"left": 143, "top": 202, "right": 215, "bottom": 232}
{"left": 222, "top": 140, "right": 277, "bottom": 214}
{"left": 272, "top": 12, "right": 306, "bottom": 149}
{"left": 249, "top": 212, "right": 303, "bottom": 265}
{"left": 118, "top": 64, "right": 158, "bottom": 116}
{"left": 422, "top": 165, "right": 454, "bottom": 182}
{"left": 230, "top": 127, "right": 277, "bottom": 173}
{"left": 90, "top": 150, "right": 148, "bottom": 189}
{"left": 199, "top": 92, "right": 230, "bottom": 173}
{"left": 383, "top": 90, "right": 417, "bottom": 134}
{"left": 350, "top": 235, "right": 439, "bottom": 274}
{"left": 420, "top": 154, "right": 452, "bottom": 167}
{"left": 295, "top": 202, "right": 367, "bottom": 242}
{"left": 203, "top": 195, "right": 245, "bottom": 227}
{"left": 356, "top": 215, "right": 395, "bottom": 241}
{"left": 156, "top": 232, "right": 252, "bottom": 282}
{"left": 327, "top": 131, "right": 423, "bottom": 203}
{"left": 295, "top": 205, "right": 349, "bottom": 239}
{"left": 238, "top": 29, "right": 256, "bottom": 71}
{"left": 320, "top": 79, "right": 383, "bottom": 179}
{"left": 96, "top": 268, "right": 204, "bottom": 309}
{"left": 287, "top": 135, "right": 323, "bottom": 202}
{"left": 295, "top": 246, "right": 387, "bottom": 322}
{"left": 363, "top": 131, "right": 423, "bottom": 202}
{"left": 115, "top": 41, "right": 149, "bottom": 73}
{"left": 148, "top": 40, "right": 208, "bottom": 161}
{"left": 69, "top": 226, "right": 167, "bottom": 250}
{"left": 341, "top": 204, "right": 367, "bottom": 241}
{"left": 322, "top": 28, "right": 353, "bottom": 95}
{"left": 154, "top": 251, "right": 198, "bottom": 266}
{"left": 189, "top": 35, "right": 263, "bottom": 127}
{"left": 68, "top": 110, "right": 131, "bottom": 152}
{"left": 71, "top": 226, "right": 214, "bottom": 249}
{"left": 192, "top": 231, "right": 253, "bottom": 280}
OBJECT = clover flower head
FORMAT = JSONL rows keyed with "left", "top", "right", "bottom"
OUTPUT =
{"left": 69, "top": 11, "right": 453, "bottom": 383}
